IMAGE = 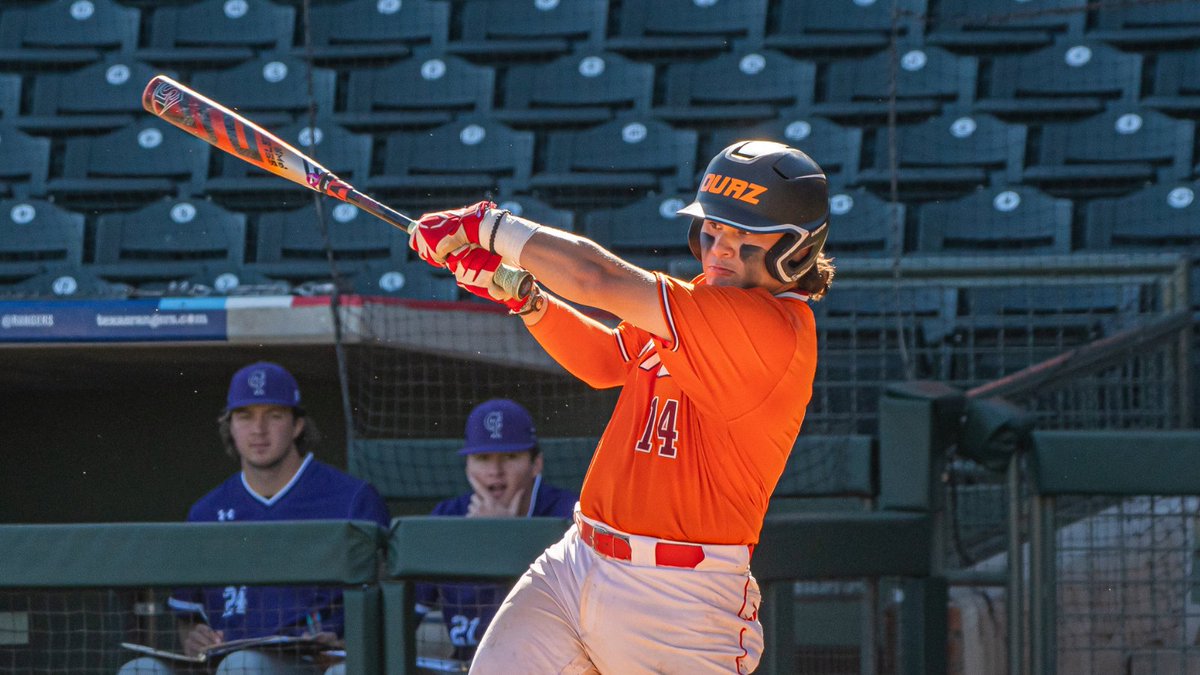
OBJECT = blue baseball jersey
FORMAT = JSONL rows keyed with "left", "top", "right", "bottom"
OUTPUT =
{"left": 416, "top": 476, "right": 577, "bottom": 655}
{"left": 169, "top": 454, "right": 390, "bottom": 640}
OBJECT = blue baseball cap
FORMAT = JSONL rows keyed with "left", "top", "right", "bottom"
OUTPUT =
{"left": 459, "top": 399, "right": 537, "bottom": 456}
{"left": 226, "top": 361, "right": 303, "bottom": 412}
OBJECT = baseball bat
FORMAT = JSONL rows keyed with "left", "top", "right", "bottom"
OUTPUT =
{"left": 140, "top": 74, "right": 532, "bottom": 300}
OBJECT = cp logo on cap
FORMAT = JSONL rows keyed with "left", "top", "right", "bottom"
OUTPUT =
{"left": 248, "top": 369, "right": 267, "bottom": 396}
{"left": 484, "top": 411, "right": 504, "bottom": 439}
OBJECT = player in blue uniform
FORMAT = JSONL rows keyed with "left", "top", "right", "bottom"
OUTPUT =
{"left": 415, "top": 399, "right": 577, "bottom": 662}
{"left": 118, "top": 362, "right": 390, "bottom": 675}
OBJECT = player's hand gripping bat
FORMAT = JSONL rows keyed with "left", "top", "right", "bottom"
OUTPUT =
{"left": 140, "top": 74, "right": 532, "bottom": 300}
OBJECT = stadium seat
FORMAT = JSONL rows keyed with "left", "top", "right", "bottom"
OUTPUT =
{"left": 338, "top": 51, "right": 495, "bottom": 131}
{"left": 0, "top": 0, "right": 139, "bottom": 69}
{"left": 0, "top": 74, "right": 20, "bottom": 120}
{"left": 654, "top": 48, "right": 816, "bottom": 127}
{"left": 704, "top": 111, "right": 863, "bottom": 185}
{"left": 138, "top": 0, "right": 294, "bottom": 66}
{"left": 765, "top": 0, "right": 926, "bottom": 57}
{"left": 368, "top": 115, "right": 535, "bottom": 204}
{"left": 917, "top": 186, "right": 1072, "bottom": 254}
{"left": 0, "top": 198, "right": 85, "bottom": 284}
{"left": 1021, "top": 103, "right": 1194, "bottom": 197}
{"left": 1084, "top": 182, "right": 1200, "bottom": 251}
{"left": 975, "top": 38, "right": 1142, "bottom": 121}
{"left": 855, "top": 110, "right": 1025, "bottom": 199}
{"left": 1143, "top": 51, "right": 1200, "bottom": 118}
{"left": 0, "top": 122, "right": 50, "bottom": 198}
{"left": 812, "top": 44, "right": 977, "bottom": 122}
{"left": 496, "top": 49, "right": 654, "bottom": 129}
{"left": 583, "top": 193, "right": 693, "bottom": 266}
{"left": 531, "top": 114, "right": 698, "bottom": 203}
{"left": 821, "top": 186, "right": 904, "bottom": 258}
{"left": 0, "top": 266, "right": 130, "bottom": 299}
{"left": 306, "top": 0, "right": 449, "bottom": 64}
{"left": 189, "top": 54, "right": 337, "bottom": 128}
{"left": 204, "top": 119, "right": 372, "bottom": 208}
{"left": 447, "top": 0, "right": 609, "bottom": 61}
{"left": 252, "top": 201, "right": 409, "bottom": 285}
{"left": 493, "top": 193, "right": 576, "bottom": 231}
{"left": 925, "top": 0, "right": 1086, "bottom": 53}
{"left": 89, "top": 197, "right": 247, "bottom": 287}
{"left": 352, "top": 260, "right": 459, "bottom": 300}
{"left": 48, "top": 118, "right": 211, "bottom": 209}
{"left": 1090, "top": 1, "right": 1200, "bottom": 49}
{"left": 19, "top": 55, "right": 173, "bottom": 135}
{"left": 606, "top": 0, "right": 768, "bottom": 59}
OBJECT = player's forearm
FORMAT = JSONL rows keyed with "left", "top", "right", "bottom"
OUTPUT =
{"left": 525, "top": 295, "right": 629, "bottom": 389}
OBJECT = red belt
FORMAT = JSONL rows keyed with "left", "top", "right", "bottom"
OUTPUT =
{"left": 578, "top": 520, "right": 706, "bottom": 569}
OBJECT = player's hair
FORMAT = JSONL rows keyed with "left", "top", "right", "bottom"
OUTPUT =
{"left": 217, "top": 408, "right": 321, "bottom": 460}
{"left": 793, "top": 251, "right": 836, "bottom": 302}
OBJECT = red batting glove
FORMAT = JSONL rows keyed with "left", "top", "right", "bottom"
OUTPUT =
{"left": 445, "top": 245, "right": 532, "bottom": 313}
{"left": 409, "top": 201, "right": 494, "bottom": 267}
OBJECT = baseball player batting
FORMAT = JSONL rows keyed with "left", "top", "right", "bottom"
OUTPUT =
{"left": 409, "top": 140, "right": 834, "bottom": 674}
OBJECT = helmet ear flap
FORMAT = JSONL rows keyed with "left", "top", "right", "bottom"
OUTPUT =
{"left": 687, "top": 219, "right": 703, "bottom": 261}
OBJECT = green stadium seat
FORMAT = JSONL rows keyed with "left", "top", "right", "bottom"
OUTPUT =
{"left": 925, "top": 0, "right": 1086, "bottom": 53}
{"left": 820, "top": 186, "right": 904, "bottom": 258}
{"left": 917, "top": 186, "right": 1072, "bottom": 254}
{"left": 339, "top": 51, "right": 495, "bottom": 132}
{"left": 138, "top": 0, "right": 294, "bottom": 67}
{"left": 48, "top": 119, "right": 209, "bottom": 208}
{"left": 655, "top": 48, "right": 817, "bottom": 127}
{"left": 1143, "top": 51, "right": 1200, "bottom": 118}
{"left": 497, "top": 49, "right": 654, "bottom": 129}
{"left": 0, "top": 122, "right": 50, "bottom": 198}
{"left": 19, "top": 55, "right": 174, "bottom": 135}
{"left": 813, "top": 44, "right": 976, "bottom": 123}
{"left": 447, "top": 0, "right": 609, "bottom": 61}
{"left": 1090, "top": 0, "right": 1200, "bottom": 49}
{"left": 855, "top": 110, "right": 1026, "bottom": 199}
{"left": 583, "top": 193, "right": 692, "bottom": 265}
{"left": 252, "top": 201, "right": 409, "bottom": 285}
{"left": 89, "top": 197, "right": 247, "bottom": 287}
{"left": 204, "top": 119, "right": 372, "bottom": 208}
{"left": 1021, "top": 103, "right": 1194, "bottom": 197}
{"left": 0, "top": 0, "right": 139, "bottom": 69}
{"left": 0, "top": 266, "right": 130, "bottom": 299}
{"left": 352, "top": 260, "right": 460, "bottom": 301}
{"left": 1084, "top": 182, "right": 1200, "bottom": 251}
{"left": 531, "top": 114, "right": 698, "bottom": 202}
{"left": 369, "top": 115, "right": 535, "bottom": 203}
{"left": 765, "top": 0, "right": 926, "bottom": 57}
{"left": 189, "top": 54, "right": 337, "bottom": 129}
{"left": 306, "top": 0, "right": 449, "bottom": 64}
{"left": 0, "top": 73, "right": 20, "bottom": 120}
{"left": 607, "top": 0, "right": 768, "bottom": 60}
{"left": 0, "top": 198, "right": 84, "bottom": 283}
{"left": 704, "top": 111, "right": 862, "bottom": 185}
{"left": 975, "top": 38, "right": 1142, "bottom": 122}
{"left": 493, "top": 193, "right": 576, "bottom": 231}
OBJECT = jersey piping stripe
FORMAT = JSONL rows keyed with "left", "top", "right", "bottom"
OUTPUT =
{"left": 615, "top": 331, "right": 630, "bottom": 362}
{"left": 775, "top": 290, "right": 810, "bottom": 302}
{"left": 240, "top": 453, "right": 314, "bottom": 507}
{"left": 659, "top": 277, "right": 680, "bottom": 352}
{"left": 525, "top": 474, "right": 543, "bottom": 517}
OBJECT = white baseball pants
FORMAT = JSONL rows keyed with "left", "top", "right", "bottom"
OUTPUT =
{"left": 470, "top": 514, "right": 763, "bottom": 674}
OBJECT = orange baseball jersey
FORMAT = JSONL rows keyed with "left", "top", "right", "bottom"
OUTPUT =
{"left": 530, "top": 273, "right": 817, "bottom": 545}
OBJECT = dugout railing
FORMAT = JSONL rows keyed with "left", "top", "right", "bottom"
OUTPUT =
{"left": 0, "top": 521, "right": 386, "bottom": 675}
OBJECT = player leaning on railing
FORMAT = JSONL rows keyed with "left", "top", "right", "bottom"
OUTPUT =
{"left": 409, "top": 141, "right": 835, "bottom": 674}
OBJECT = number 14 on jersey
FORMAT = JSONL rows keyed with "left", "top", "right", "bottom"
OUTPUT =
{"left": 635, "top": 397, "right": 680, "bottom": 459}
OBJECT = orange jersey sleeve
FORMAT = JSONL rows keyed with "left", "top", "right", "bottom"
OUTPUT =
{"left": 527, "top": 298, "right": 649, "bottom": 389}
{"left": 578, "top": 275, "right": 817, "bottom": 546}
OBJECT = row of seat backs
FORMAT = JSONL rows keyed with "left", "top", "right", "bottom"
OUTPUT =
{"left": 15, "top": 35, "right": 1200, "bottom": 135}
{"left": 4, "top": 0, "right": 1195, "bottom": 71}
{"left": 350, "top": 434, "right": 877, "bottom": 501}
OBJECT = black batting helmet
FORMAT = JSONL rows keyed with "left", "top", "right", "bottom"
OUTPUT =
{"left": 679, "top": 140, "right": 829, "bottom": 284}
